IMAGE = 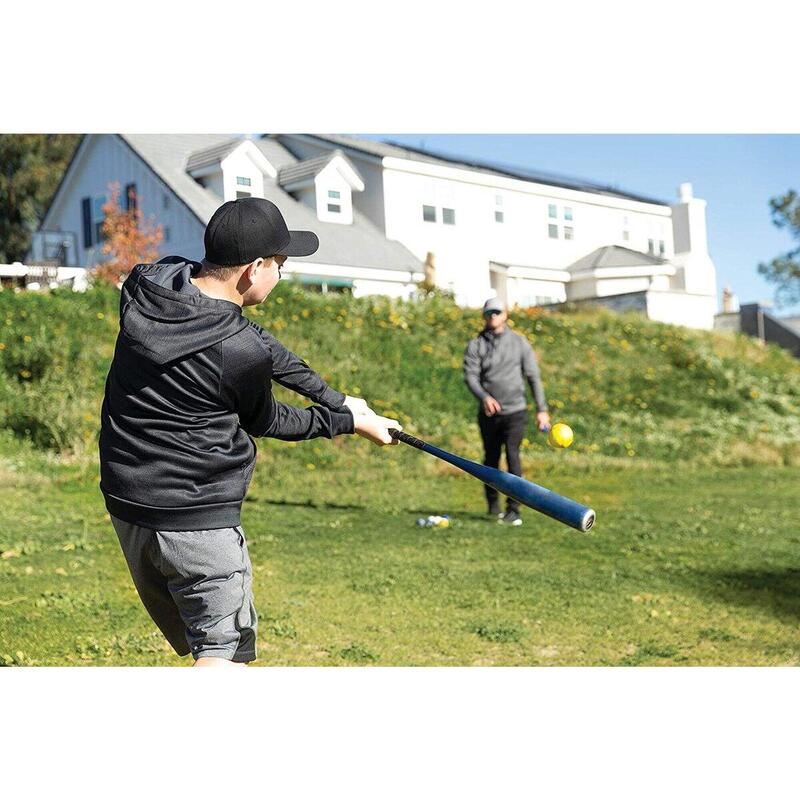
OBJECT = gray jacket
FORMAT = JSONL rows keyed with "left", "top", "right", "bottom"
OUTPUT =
{"left": 463, "top": 327, "right": 548, "bottom": 416}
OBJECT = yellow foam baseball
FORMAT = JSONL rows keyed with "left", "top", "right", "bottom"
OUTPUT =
{"left": 548, "top": 423, "right": 574, "bottom": 448}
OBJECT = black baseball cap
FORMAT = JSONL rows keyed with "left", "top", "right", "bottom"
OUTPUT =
{"left": 204, "top": 197, "right": 319, "bottom": 266}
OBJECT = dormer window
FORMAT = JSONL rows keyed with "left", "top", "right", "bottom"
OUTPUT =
{"left": 186, "top": 138, "right": 278, "bottom": 202}
{"left": 277, "top": 149, "right": 365, "bottom": 225}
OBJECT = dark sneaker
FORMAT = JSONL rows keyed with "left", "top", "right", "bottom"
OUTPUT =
{"left": 488, "top": 502, "right": 503, "bottom": 519}
{"left": 500, "top": 510, "right": 523, "bottom": 526}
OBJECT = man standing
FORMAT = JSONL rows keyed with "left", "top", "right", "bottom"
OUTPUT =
{"left": 463, "top": 297, "right": 550, "bottom": 526}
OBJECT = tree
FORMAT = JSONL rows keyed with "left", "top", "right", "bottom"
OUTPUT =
{"left": 0, "top": 134, "right": 81, "bottom": 263}
{"left": 91, "top": 182, "right": 163, "bottom": 287}
{"left": 758, "top": 190, "right": 800, "bottom": 306}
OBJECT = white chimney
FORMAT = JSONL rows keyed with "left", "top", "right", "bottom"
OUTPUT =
{"left": 671, "top": 182, "right": 708, "bottom": 256}
{"left": 669, "top": 183, "right": 717, "bottom": 299}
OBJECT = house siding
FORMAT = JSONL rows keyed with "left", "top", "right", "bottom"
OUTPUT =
{"left": 44, "top": 135, "right": 205, "bottom": 267}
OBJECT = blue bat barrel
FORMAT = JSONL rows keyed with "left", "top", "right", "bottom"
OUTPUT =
{"left": 390, "top": 429, "right": 595, "bottom": 532}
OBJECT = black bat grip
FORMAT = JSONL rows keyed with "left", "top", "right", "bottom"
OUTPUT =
{"left": 389, "top": 428, "right": 427, "bottom": 450}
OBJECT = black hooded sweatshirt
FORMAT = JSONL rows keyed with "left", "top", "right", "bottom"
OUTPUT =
{"left": 99, "top": 257, "right": 354, "bottom": 530}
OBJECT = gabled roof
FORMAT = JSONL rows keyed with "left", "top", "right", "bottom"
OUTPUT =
{"left": 568, "top": 245, "right": 668, "bottom": 274}
{"left": 284, "top": 134, "right": 669, "bottom": 206}
{"left": 40, "top": 134, "right": 234, "bottom": 236}
{"left": 254, "top": 138, "right": 297, "bottom": 171}
{"left": 277, "top": 149, "right": 363, "bottom": 189}
{"left": 118, "top": 134, "right": 419, "bottom": 273}
{"left": 185, "top": 138, "right": 243, "bottom": 172}
{"left": 121, "top": 134, "right": 236, "bottom": 224}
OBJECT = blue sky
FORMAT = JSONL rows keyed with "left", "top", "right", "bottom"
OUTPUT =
{"left": 360, "top": 134, "right": 800, "bottom": 317}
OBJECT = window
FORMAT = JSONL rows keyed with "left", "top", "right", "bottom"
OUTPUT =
{"left": 163, "top": 226, "right": 171, "bottom": 243}
{"left": 236, "top": 176, "right": 251, "bottom": 186}
{"left": 658, "top": 240, "right": 665, "bottom": 256}
{"left": 162, "top": 193, "right": 170, "bottom": 210}
{"left": 564, "top": 206, "right": 573, "bottom": 221}
{"left": 423, "top": 205, "right": 437, "bottom": 223}
{"left": 328, "top": 190, "right": 341, "bottom": 199}
{"left": 548, "top": 204, "right": 557, "bottom": 219}
{"left": 564, "top": 226, "right": 574, "bottom": 240}
{"left": 442, "top": 208, "right": 456, "bottom": 225}
{"left": 622, "top": 230, "right": 630, "bottom": 241}
{"left": 236, "top": 191, "right": 251, "bottom": 199}
{"left": 81, "top": 197, "right": 92, "bottom": 248}
{"left": 93, "top": 197, "right": 106, "bottom": 243}
{"left": 125, "top": 183, "right": 137, "bottom": 213}
{"left": 648, "top": 239, "right": 654, "bottom": 254}
{"left": 548, "top": 224, "right": 558, "bottom": 239}
{"left": 327, "top": 203, "right": 341, "bottom": 213}
{"left": 494, "top": 195, "right": 504, "bottom": 222}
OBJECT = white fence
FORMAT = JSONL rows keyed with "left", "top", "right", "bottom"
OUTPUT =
{"left": 0, "top": 262, "right": 88, "bottom": 291}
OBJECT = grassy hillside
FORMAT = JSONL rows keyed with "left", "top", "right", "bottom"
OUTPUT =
{"left": 1, "top": 281, "right": 799, "bottom": 468}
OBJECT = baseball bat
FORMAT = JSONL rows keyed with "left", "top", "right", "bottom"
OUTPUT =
{"left": 389, "top": 429, "right": 595, "bottom": 532}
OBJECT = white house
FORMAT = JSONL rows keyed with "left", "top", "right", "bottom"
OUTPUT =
{"left": 31, "top": 133, "right": 717, "bottom": 328}
{"left": 30, "top": 134, "right": 424, "bottom": 297}
{"left": 276, "top": 135, "right": 719, "bottom": 329}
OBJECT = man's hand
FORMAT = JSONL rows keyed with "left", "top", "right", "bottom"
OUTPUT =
{"left": 536, "top": 411, "right": 551, "bottom": 432}
{"left": 344, "top": 396, "right": 375, "bottom": 416}
{"left": 354, "top": 414, "right": 402, "bottom": 446}
{"left": 482, "top": 396, "right": 502, "bottom": 417}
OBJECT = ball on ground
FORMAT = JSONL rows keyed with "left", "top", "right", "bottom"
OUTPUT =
{"left": 548, "top": 423, "right": 574, "bottom": 448}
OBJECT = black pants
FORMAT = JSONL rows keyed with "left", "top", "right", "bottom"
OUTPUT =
{"left": 477, "top": 409, "right": 527, "bottom": 512}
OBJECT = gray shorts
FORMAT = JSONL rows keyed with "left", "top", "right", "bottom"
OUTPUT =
{"left": 110, "top": 515, "right": 257, "bottom": 662}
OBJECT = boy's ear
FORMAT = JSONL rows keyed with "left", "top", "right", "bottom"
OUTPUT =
{"left": 246, "top": 258, "right": 265, "bottom": 279}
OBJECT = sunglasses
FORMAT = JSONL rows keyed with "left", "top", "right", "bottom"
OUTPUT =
{"left": 483, "top": 310, "right": 502, "bottom": 317}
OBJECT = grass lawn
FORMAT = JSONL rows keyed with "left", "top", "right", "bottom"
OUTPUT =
{"left": 1, "top": 435, "right": 798, "bottom": 666}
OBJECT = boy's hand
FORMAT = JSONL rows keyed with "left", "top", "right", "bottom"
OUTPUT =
{"left": 354, "top": 414, "right": 402, "bottom": 446}
{"left": 344, "top": 396, "right": 376, "bottom": 416}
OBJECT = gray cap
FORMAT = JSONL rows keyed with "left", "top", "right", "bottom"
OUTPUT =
{"left": 483, "top": 296, "right": 506, "bottom": 313}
